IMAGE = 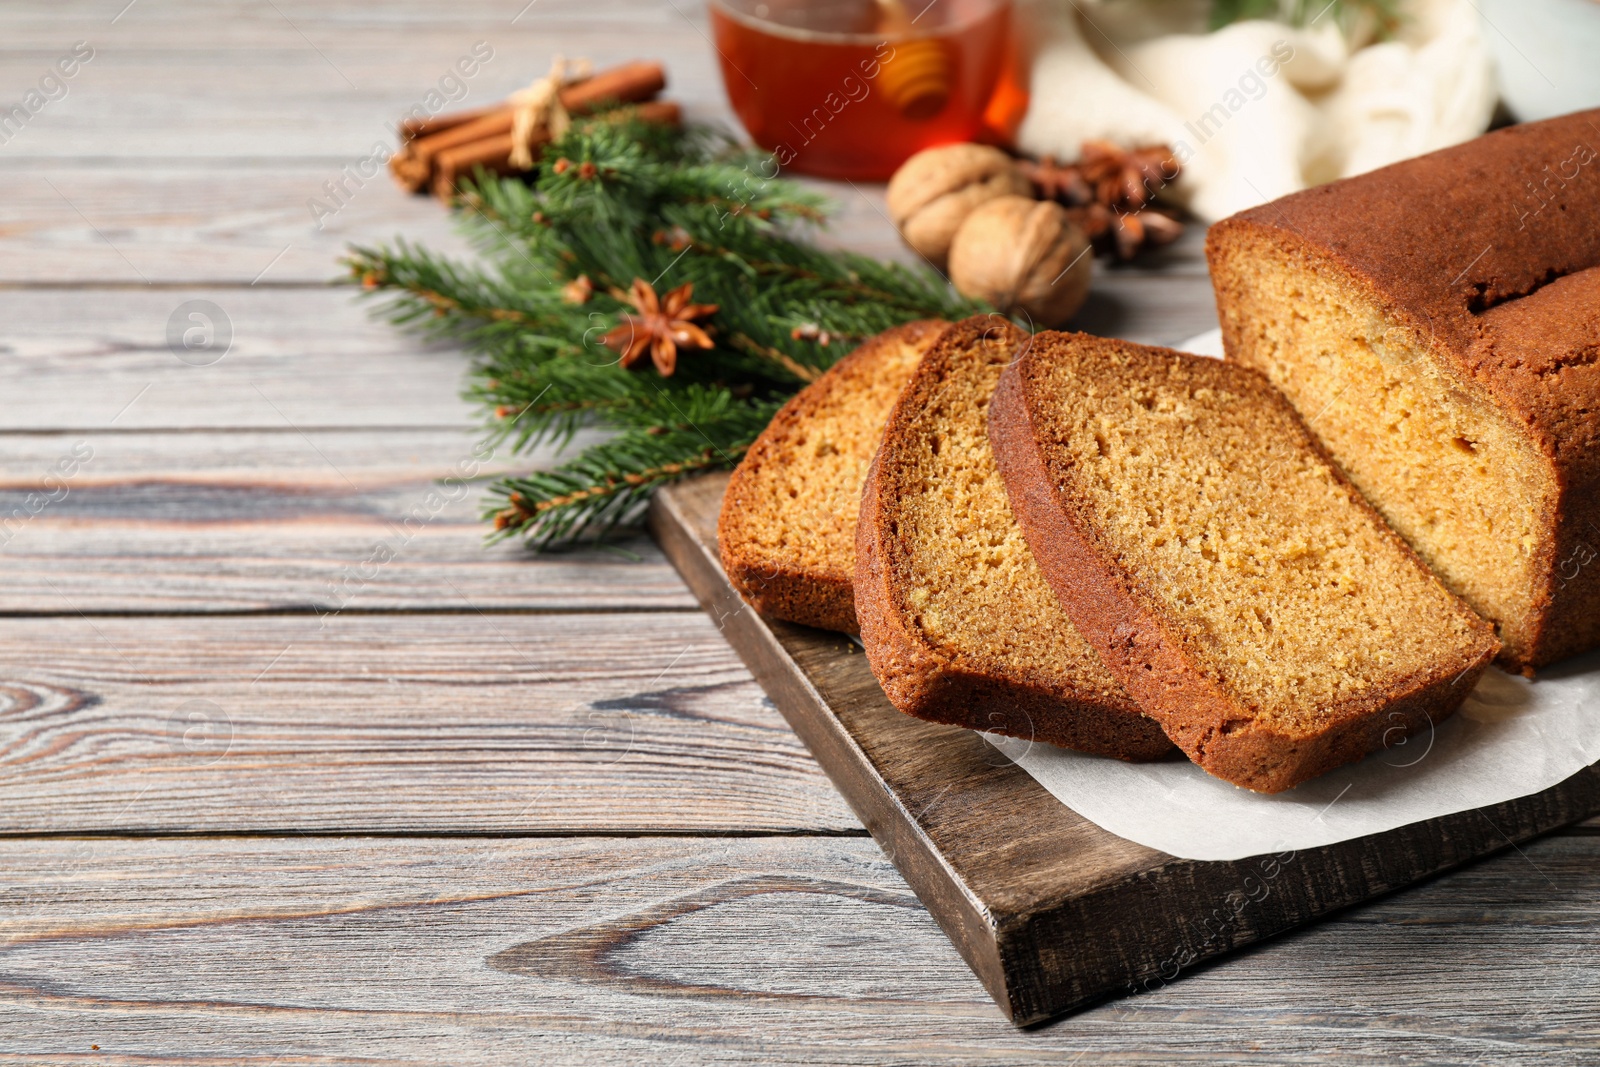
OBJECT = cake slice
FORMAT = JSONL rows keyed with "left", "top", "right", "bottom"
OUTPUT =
{"left": 1207, "top": 110, "right": 1600, "bottom": 670}
{"left": 719, "top": 320, "right": 946, "bottom": 633}
{"left": 854, "top": 317, "right": 1175, "bottom": 761}
{"left": 989, "top": 332, "right": 1499, "bottom": 792}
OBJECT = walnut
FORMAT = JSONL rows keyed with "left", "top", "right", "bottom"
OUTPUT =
{"left": 947, "top": 196, "right": 1092, "bottom": 327}
{"left": 886, "top": 144, "right": 1032, "bottom": 269}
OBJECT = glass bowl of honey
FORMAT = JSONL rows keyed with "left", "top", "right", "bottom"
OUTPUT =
{"left": 709, "top": 0, "right": 1024, "bottom": 180}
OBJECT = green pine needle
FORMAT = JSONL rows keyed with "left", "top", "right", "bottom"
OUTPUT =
{"left": 346, "top": 112, "right": 989, "bottom": 549}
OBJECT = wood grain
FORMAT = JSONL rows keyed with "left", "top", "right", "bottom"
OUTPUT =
{"left": 0, "top": 168, "right": 914, "bottom": 284}
{"left": 651, "top": 472, "right": 1600, "bottom": 1023}
{"left": 0, "top": 613, "right": 858, "bottom": 833}
{"left": 0, "top": 287, "right": 475, "bottom": 430}
{"left": 0, "top": 279, "right": 1214, "bottom": 436}
{"left": 0, "top": 1, "right": 731, "bottom": 159}
{"left": 1048, "top": 271, "right": 1216, "bottom": 347}
{"left": 1, "top": 834, "right": 1597, "bottom": 1065}
{"left": 0, "top": 427, "right": 695, "bottom": 613}
{"left": 0, "top": 0, "right": 1206, "bottom": 288}
{"left": 0, "top": 168, "right": 1208, "bottom": 284}
{"left": 3, "top": 0, "right": 1591, "bottom": 1057}
{"left": 0, "top": 165, "right": 474, "bottom": 285}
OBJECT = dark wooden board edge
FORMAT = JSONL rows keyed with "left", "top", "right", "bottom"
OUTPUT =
{"left": 646, "top": 473, "right": 1016, "bottom": 1012}
{"left": 649, "top": 473, "right": 1600, "bottom": 1025}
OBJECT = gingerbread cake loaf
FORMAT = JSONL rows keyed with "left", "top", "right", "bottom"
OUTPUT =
{"left": 1207, "top": 109, "right": 1600, "bottom": 671}
{"left": 989, "top": 333, "right": 1499, "bottom": 793}
{"left": 854, "top": 318, "right": 1175, "bottom": 761}
{"left": 718, "top": 320, "right": 946, "bottom": 633}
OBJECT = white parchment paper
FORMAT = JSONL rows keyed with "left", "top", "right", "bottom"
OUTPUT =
{"left": 986, "top": 328, "right": 1600, "bottom": 861}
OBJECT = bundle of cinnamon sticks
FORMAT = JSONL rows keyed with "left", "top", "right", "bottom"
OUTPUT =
{"left": 390, "top": 60, "right": 677, "bottom": 200}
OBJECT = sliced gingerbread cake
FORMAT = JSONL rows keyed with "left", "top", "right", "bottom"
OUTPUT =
{"left": 718, "top": 320, "right": 946, "bottom": 633}
{"left": 854, "top": 317, "right": 1175, "bottom": 761}
{"left": 989, "top": 332, "right": 1499, "bottom": 792}
{"left": 1208, "top": 109, "right": 1600, "bottom": 670}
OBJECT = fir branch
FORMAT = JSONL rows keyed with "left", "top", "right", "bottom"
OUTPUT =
{"left": 349, "top": 114, "right": 995, "bottom": 549}
{"left": 473, "top": 357, "right": 643, "bottom": 450}
{"left": 344, "top": 240, "right": 570, "bottom": 342}
{"left": 486, "top": 398, "right": 780, "bottom": 547}
{"left": 725, "top": 332, "right": 823, "bottom": 383}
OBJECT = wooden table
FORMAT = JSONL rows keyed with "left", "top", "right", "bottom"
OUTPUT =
{"left": 1, "top": 2, "right": 1595, "bottom": 1063}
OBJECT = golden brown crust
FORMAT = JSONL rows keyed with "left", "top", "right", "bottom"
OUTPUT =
{"left": 1471, "top": 269, "right": 1600, "bottom": 666}
{"left": 1216, "top": 110, "right": 1600, "bottom": 370}
{"left": 1208, "top": 110, "right": 1600, "bottom": 668}
{"left": 718, "top": 320, "right": 946, "bottom": 633}
{"left": 853, "top": 317, "right": 1176, "bottom": 762}
{"left": 988, "top": 333, "right": 1498, "bottom": 792}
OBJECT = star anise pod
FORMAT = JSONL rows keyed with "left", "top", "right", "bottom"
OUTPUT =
{"left": 1018, "top": 156, "right": 1096, "bottom": 207}
{"left": 1022, "top": 142, "right": 1184, "bottom": 259}
{"left": 1115, "top": 209, "right": 1184, "bottom": 259}
{"left": 1062, "top": 201, "right": 1114, "bottom": 242}
{"left": 1077, "top": 141, "right": 1179, "bottom": 214}
{"left": 600, "top": 278, "right": 718, "bottom": 376}
{"left": 1063, "top": 202, "right": 1184, "bottom": 261}
{"left": 1026, "top": 142, "right": 1180, "bottom": 216}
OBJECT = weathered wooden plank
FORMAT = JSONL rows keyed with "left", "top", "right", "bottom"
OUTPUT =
{"left": 0, "top": 166, "right": 908, "bottom": 284}
{"left": 0, "top": 427, "right": 693, "bottom": 613}
{"left": 0, "top": 276, "right": 1214, "bottom": 437}
{"left": 650, "top": 472, "right": 1600, "bottom": 1024}
{"left": 2, "top": 0, "right": 700, "bottom": 44}
{"left": 0, "top": 613, "right": 858, "bottom": 833}
{"left": 1, "top": 287, "right": 473, "bottom": 430}
{"left": 0, "top": 165, "right": 473, "bottom": 285}
{"left": 0, "top": 834, "right": 1595, "bottom": 1064}
{"left": 0, "top": 165, "right": 1206, "bottom": 284}
{"left": 0, "top": 1, "right": 728, "bottom": 159}
{"left": 0, "top": 0, "right": 1207, "bottom": 284}
{"left": 1072, "top": 270, "right": 1217, "bottom": 345}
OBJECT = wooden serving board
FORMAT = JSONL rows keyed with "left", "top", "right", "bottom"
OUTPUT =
{"left": 648, "top": 472, "right": 1600, "bottom": 1025}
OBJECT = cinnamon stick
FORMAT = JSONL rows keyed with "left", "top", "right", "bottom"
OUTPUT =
{"left": 387, "top": 147, "right": 431, "bottom": 191}
{"left": 431, "top": 100, "right": 681, "bottom": 200}
{"left": 391, "top": 105, "right": 505, "bottom": 190}
{"left": 559, "top": 60, "right": 668, "bottom": 112}
{"left": 399, "top": 105, "right": 500, "bottom": 143}
{"left": 391, "top": 61, "right": 668, "bottom": 193}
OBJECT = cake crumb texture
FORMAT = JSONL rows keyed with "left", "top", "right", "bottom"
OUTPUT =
{"left": 854, "top": 317, "right": 1175, "bottom": 761}
{"left": 990, "top": 332, "right": 1498, "bottom": 792}
{"left": 1208, "top": 109, "right": 1600, "bottom": 669}
{"left": 718, "top": 320, "right": 945, "bottom": 633}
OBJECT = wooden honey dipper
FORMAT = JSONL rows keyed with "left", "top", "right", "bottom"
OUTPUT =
{"left": 874, "top": 0, "right": 950, "bottom": 120}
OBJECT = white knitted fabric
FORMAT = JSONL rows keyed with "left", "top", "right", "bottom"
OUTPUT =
{"left": 1015, "top": 0, "right": 1497, "bottom": 221}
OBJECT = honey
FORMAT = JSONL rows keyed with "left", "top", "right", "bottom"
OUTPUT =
{"left": 710, "top": 0, "right": 1021, "bottom": 180}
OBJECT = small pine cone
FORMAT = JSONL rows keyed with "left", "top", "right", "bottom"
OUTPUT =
{"left": 651, "top": 227, "right": 691, "bottom": 251}
{"left": 561, "top": 275, "right": 594, "bottom": 304}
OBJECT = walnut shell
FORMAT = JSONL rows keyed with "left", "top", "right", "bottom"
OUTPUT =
{"left": 886, "top": 144, "right": 1032, "bottom": 268}
{"left": 947, "top": 196, "right": 1093, "bottom": 327}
